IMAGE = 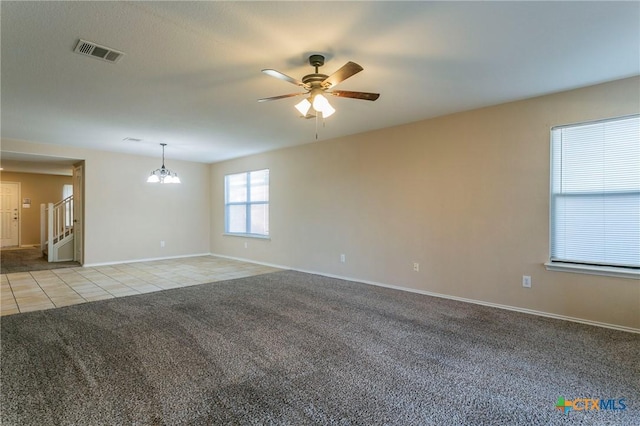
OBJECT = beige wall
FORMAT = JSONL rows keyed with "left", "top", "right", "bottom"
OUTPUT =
{"left": 0, "top": 140, "right": 211, "bottom": 265}
{"left": 0, "top": 171, "right": 72, "bottom": 246}
{"left": 210, "top": 76, "right": 640, "bottom": 330}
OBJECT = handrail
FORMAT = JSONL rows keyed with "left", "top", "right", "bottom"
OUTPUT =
{"left": 40, "top": 195, "right": 74, "bottom": 261}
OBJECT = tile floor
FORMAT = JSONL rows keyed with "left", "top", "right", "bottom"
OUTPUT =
{"left": 1, "top": 256, "right": 280, "bottom": 317}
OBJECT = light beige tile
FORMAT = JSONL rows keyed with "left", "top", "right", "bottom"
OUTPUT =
{"left": 36, "top": 278, "right": 67, "bottom": 286}
{"left": 2, "top": 256, "right": 277, "bottom": 314}
{"left": 131, "top": 286, "right": 160, "bottom": 294}
{"left": 19, "top": 303, "right": 55, "bottom": 313}
{"left": 154, "top": 281, "right": 183, "bottom": 290}
{"left": 0, "top": 307, "right": 20, "bottom": 316}
{"left": 45, "top": 290, "right": 81, "bottom": 299}
{"left": 1, "top": 290, "right": 17, "bottom": 300}
{"left": 75, "top": 291, "right": 110, "bottom": 300}
{"left": 15, "top": 297, "right": 52, "bottom": 307}
{"left": 15, "top": 296, "right": 52, "bottom": 305}
{"left": 40, "top": 282, "right": 74, "bottom": 290}
{"left": 6, "top": 272, "right": 32, "bottom": 280}
{"left": 73, "top": 284, "right": 106, "bottom": 293}
{"left": 13, "top": 289, "right": 47, "bottom": 297}
{"left": 8, "top": 279, "right": 40, "bottom": 286}
{"left": 61, "top": 278, "right": 93, "bottom": 286}
{"left": 83, "top": 294, "right": 115, "bottom": 302}
{"left": 125, "top": 282, "right": 161, "bottom": 290}
{"left": 12, "top": 290, "right": 47, "bottom": 299}
{"left": 51, "top": 297, "right": 86, "bottom": 307}
{"left": 7, "top": 283, "right": 39, "bottom": 290}
{"left": 115, "top": 277, "right": 145, "bottom": 285}
{"left": 106, "top": 288, "right": 139, "bottom": 297}
{"left": 66, "top": 282, "right": 96, "bottom": 291}
{"left": 30, "top": 271, "right": 57, "bottom": 278}
{"left": 95, "top": 284, "right": 131, "bottom": 293}
{"left": 1, "top": 300, "right": 18, "bottom": 310}
{"left": 176, "top": 279, "right": 201, "bottom": 286}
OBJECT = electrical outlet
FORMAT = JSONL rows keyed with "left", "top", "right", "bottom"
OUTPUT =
{"left": 160, "top": 240, "right": 165, "bottom": 248}
{"left": 340, "top": 254, "right": 346, "bottom": 263}
{"left": 522, "top": 275, "right": 531, "bottom": 288}
{"left": 244, "top": 242, "right": 248, "bottom": 249}
{"left": 413, "top": 262, "right": 419, "bottom": 272}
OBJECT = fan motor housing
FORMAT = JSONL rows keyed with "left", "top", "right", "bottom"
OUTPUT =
{"left": 302, "top": 74, "right": 328, "bottom": 87}
{"left": 303, "top": 54, "right": 328, "bottom": 88}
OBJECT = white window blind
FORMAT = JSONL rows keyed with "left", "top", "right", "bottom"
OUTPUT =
{"left": 224, "top": 169, "right": 269, "bottom": 236}
{"left": 550, "top": 115, "right": 640, "bottom": 269}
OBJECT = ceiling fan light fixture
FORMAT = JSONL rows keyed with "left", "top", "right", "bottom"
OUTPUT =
{"left": 261, "top": 54, "right": 379, "bottom": 124}
{"left": 295, "top": 98, "right": 311, "bottom": 116}
{"left": 321, "top": 102, "right": 335, "bottom": 118}
{"left": 312, "top": 93, "right": 329, "bottom": 111}
{"left": 312, "top": 94, "right": 335, "bottom": 118}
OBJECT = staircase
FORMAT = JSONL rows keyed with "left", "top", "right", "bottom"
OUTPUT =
{"left": 41, "top": 196, "right": 74, "bottom": 262}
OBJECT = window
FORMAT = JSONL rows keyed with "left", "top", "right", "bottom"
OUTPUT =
{"left": 63, "top": 184, "right": 73, "bottom": 200}
{"left": 225, "top": 169, "right": 269, "bottom": 237}
{"left": 549, "top": 115, "right": 640, "bottom": 275}
{"left": 63, "top": 184, "right": 73, "bottom": 228}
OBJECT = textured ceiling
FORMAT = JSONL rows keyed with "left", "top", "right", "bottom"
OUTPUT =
{"left": 1, "top": 1, "right": 639, "bottom": 164}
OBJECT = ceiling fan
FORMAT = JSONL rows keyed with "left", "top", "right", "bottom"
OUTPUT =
{"left": 258, "top": 54, "right": 380, "bottom": 119}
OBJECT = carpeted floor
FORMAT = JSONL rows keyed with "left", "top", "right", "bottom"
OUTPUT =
{"left": 0, "top": 247, "right": 81, "bottom": 273}
{"left": 1, "top": 270, "right": 638, "bottom": 425}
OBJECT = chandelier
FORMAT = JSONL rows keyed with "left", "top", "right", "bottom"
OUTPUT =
{"left": 147, "top": 143, "right": 181, "bottom": 184}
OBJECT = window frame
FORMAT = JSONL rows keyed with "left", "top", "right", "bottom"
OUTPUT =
{"left": 546, "top": 114, "right": 640, "bottom": 279}
{"left": 224, "top": 169, "right": 270, "bottom": 239}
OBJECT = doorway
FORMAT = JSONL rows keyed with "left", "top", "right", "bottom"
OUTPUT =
{"left": 0, "top": 153, "right": 85, "bottom": 271}
{"left": 0, "top": 182, "right": 20, "bottom": 248}
{"left": 73, "top": 163, "right": 84, "bottom": 264}
{"left": 0, "top": 247, "right": 80, "bottom": 274}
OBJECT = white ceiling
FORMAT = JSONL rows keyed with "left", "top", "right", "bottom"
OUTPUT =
{"left": 1, "top": 1, "right": 639, "bottom": 164}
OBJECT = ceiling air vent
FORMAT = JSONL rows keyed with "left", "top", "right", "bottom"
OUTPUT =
{"left": 74, "top": 39, "right": 124, "bottom": 63}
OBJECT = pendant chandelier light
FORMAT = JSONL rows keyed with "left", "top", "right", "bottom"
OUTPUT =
{"left": 147, "top": 143, "right": 181, "bottom": 184}
{"left": 294, "top": 91, "right": 335, "bottom": 118}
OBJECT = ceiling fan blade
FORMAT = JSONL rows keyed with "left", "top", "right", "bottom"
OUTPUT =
{"left": 330, "top": 90, "right": 380, "bottom": 101}
{"left": 322, "top": 62, "right": 363, "bottom": 88}
{"left": 262, "top": 69, "right": 308, "bottom": 88}
{"left": 258, "top": 93, "right": 306, "bottom": 102}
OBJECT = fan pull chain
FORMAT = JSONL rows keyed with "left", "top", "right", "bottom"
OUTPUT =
{"left": 315, "top": 113, "right": 319, "bottom": 140}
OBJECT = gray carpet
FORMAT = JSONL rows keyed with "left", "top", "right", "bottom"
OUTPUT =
{"left": 1, "top": 247, "right": 80, "bottom": 273}
{"left": 1, "top": 271, "right": 638, "bottom": 425}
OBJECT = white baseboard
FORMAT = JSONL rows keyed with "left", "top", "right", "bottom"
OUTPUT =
{"left": 210, "top": 253, "right": 640, "bottom": 334}
{"left": 82, "top": 252, "right": 212, "bottom": 268}
{"left": 209, "top": 253, "right": 288, "bottom": 271}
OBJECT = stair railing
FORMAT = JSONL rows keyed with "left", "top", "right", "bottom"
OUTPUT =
{"left": 40, "top": 195, "right": 73, "bottom": 261}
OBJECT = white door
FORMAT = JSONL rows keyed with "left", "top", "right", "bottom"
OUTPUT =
{"left": 0, "top": 182, "right": 20, "bottom": 247}
{"left": 73, "top": 164, "right": 84, "bottom": 264}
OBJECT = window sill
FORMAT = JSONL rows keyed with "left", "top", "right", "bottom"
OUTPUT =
{"left": 544, "top": 262, "right": 639, "bottom": 280}
{"left": 223, "top": 233, "right": 271, "bottom": 240}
